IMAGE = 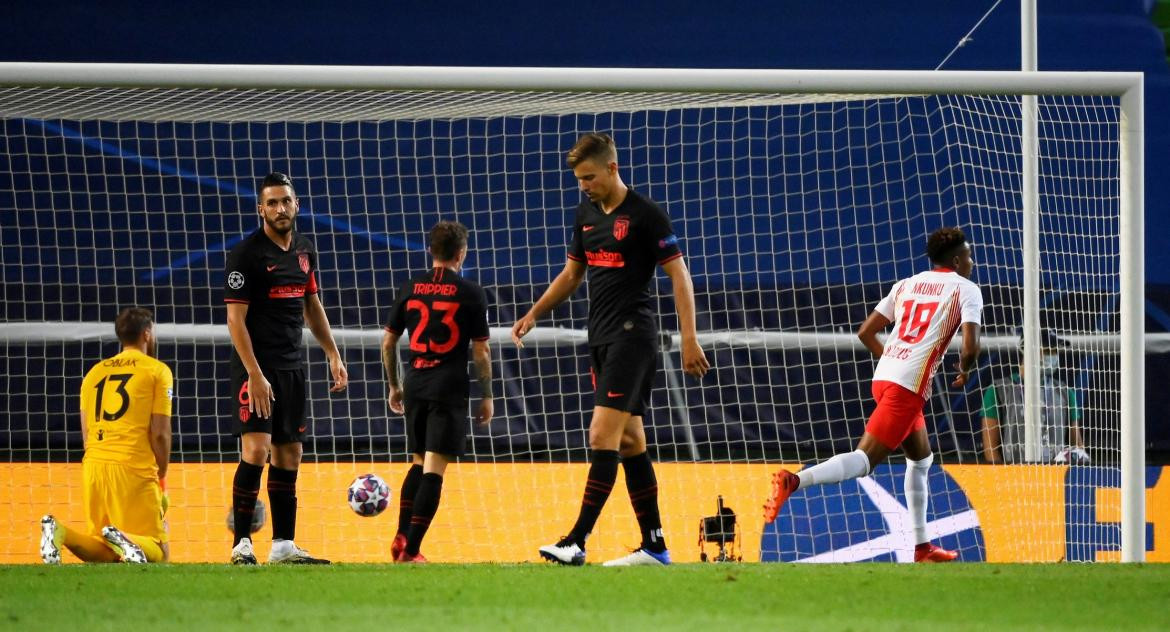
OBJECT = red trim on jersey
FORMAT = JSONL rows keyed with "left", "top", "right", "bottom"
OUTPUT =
{"left": 932, "top": 266, "right": 956, "bottom": 273}
{"left": 913, "top": 290, "right": 962, "bottom": 396}
{"left": 384, "top": 327, "right": 402, "bottom": 335}
{"left": 224, "top": 299, "right": 250, "bottom": 304}
{"left": 306, "top": 270, "right": 319, "bottom": 294}
{"left": 472, "top": 336, "right": 490, "bottom": 341}
{"left": 658, "top": 252, "right": 683, "bottom": 265}
{"left": 566, "top": 252, "right": 584, "bottom": 262}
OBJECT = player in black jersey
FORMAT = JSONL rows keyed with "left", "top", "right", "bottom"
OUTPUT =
{"left": 381, "top": 220, "right": 494, "bottom": 563}
{"left": 512, "top": 133, "right": 710, "bottom": 566}
{"left": 223, "top": 172, "right": 347, "bottom": 565}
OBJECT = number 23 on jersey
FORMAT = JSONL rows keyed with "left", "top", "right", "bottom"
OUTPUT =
{"left": 407, "top": 299, "right": 462, "bottom": 353}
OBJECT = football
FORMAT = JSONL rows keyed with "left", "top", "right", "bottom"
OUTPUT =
{"left": 347, "top": 473, "right": 391, "bottom": 517}
{"left": 225, "top": 498, "right": 267, "bottom": 534}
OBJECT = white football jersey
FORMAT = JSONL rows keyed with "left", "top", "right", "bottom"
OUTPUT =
{"left": 871, "top": 269, "right": 983, "bottom": 398}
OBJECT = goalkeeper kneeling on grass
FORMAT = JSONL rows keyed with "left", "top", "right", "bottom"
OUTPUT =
{"left": 40, "top": 307, "right": 173, "bottom": 564}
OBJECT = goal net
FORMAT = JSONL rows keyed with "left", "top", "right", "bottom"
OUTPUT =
{"left": 0, "top": 65, "right": 1144, "bottom": 563}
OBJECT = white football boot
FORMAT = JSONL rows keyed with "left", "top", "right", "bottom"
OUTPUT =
{"left": 101, "top": 525, "right": 147, "bottom": 563}
{"left": 538, "top": 538, "right": 586, "bottom": 566}
{"left": 231, "top": 537, "right": 258, "bottom": 565}
{"left": 40, "top": 515, "right": 63, "bottom": 565}
{"left": 602, "top": 547, "right": 672, "bottom": 567}
{"left": 268, "top": 539, "right": 330, "bottom": 564}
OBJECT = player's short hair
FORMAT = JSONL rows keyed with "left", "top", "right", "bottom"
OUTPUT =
{"left": 926, "top": 227, "right": 968, "bottom": 266}
{"left": 115, "top": 307, "right": 154, "bottom": 345}
{"left": 260, "top": 172, "right": 295, "bottom": 196}
{"left": 567, "top": 133, "right": 618, "bottom": 168}
{"left": 430, "top": 220, "right": 468, "bottom": 261}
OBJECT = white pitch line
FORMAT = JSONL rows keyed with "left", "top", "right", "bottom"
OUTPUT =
{"left": 789, "top": 478, "right": 982, "bottom": 563}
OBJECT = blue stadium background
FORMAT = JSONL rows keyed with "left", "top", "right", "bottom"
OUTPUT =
{"left": 1, "top": 0, "right": 1168, "bottom": 461}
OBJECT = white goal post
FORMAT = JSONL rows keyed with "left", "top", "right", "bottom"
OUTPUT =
{"left": 0, "top": 63, "right": 1145, "bottom": 563}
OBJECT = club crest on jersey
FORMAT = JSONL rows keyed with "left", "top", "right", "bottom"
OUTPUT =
{"left": 298, "top": 253, "right": 310, "bottom": 274}
{"left": 613, "top": 216, "right": 630, "bottom": 241}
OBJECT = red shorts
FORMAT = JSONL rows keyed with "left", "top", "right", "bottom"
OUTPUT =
{"left": 864, "top": 380, "right": 927, "bottom": 450}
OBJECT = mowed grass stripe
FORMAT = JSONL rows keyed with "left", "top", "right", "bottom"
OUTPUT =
{"left": 1, "top": 563, "right": 1168, "bottom": 631}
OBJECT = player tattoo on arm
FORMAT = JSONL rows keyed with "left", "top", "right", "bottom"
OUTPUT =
{"left": 472, "top": 340, "right": 494, "bottom": 426}
{"left": 477, "top": 368, "right": 494, "bottom": 399}
{"left": 381, "top": 330, "right": 404, "bottom": 415}
{"left": 381, "top": 331, "right": 401, "bottom": 390}
{"left": 473, "top": 341, "right": 494, "bottom": 399}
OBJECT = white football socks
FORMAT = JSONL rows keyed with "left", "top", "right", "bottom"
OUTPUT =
{"left": 905, "top": 452, "right": 934, "bottom": 545}
{"left": 796, "top": 448, "right": 871, "bottom": 489}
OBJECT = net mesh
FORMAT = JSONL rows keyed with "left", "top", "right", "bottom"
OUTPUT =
{"left": 0, "top": 82, "right": 1125, "bottom": 563}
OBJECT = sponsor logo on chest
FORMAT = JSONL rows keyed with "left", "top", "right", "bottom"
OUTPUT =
{"left": 585, "top": 250, "right": 625, "bottom": 268}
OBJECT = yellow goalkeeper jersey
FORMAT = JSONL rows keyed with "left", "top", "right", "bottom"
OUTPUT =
{"left": 79, "top": 348, "right": 174, "bottom": 474}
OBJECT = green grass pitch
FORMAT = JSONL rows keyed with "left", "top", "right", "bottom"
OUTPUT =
{"left": 2, "top": 563, "right": 1167, "bottom": 630}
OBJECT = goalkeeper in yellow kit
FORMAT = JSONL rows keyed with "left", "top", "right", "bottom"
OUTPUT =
{"left": 40, "top": 307, "right": 173, "bottom": 563}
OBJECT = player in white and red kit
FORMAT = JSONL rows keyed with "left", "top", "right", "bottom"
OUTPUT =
{"left": 764, "top": 227, "right": 982, "bottom": 563}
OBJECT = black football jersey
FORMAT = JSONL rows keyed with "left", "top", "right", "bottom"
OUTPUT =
{"left": 384, "top": 267, "right": 490, "bottom": 401}
{"left": 567, "top": 189, "right": 682, "bottom": 345}
{"left": 223, "top": 229, "right": 319, "bottom": 369}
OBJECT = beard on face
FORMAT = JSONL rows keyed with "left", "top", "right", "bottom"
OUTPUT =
{"left": 264, "top": 213, "right": 294, "bottom": 235}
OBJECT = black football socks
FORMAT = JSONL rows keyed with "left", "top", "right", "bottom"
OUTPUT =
{"left": 567, "top": 449, "right": 620, "bottom": 548}
{"left": 231, "top": 461, "right": 264, "bottom": 545}
{"left": 623, "top": 451, "right": 667, "bottom": 553}
{"left": 267, "top": 464, "right": 298, "bottom": 542}
{"left": 398, "top": 463, "right": 424, "bottom": 537}
{"left": 406, "top": 472, "right": 443, "bottom": 556}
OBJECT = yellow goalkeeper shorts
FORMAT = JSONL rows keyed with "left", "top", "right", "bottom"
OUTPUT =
{"left": 82, "top": 459, "right": 168, "bottom": 544}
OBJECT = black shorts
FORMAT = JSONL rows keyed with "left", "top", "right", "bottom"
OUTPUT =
{"left": 230, "top": 365, "right": 308, "bottom": 444}
{"left": 404, "top": 396, "right": 468, "bottom": 457}
{"left": 590, "top": 338, "right": 658, "bottom": 416}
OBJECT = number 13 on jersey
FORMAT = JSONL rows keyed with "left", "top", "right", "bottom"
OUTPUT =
{"left": 93, "top": 374, "right": 133, "bottom": 422}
